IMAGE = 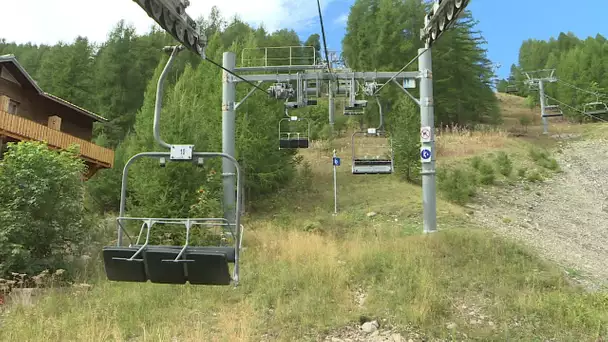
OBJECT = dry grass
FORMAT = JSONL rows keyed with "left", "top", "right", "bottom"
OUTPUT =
{"left": 2, "top": 221, "right": 607, "bottom": 341}
{"left": 435, "top": 124, "right": 512, "bottom": 158}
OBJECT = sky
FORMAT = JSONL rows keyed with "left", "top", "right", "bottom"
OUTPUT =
{"left": 0, "top": 0, "right": 606, "bottom": 80}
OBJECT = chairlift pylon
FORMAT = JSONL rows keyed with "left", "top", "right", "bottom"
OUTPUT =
{"left": 102, "top": 45, "right": 244, "bottom": 287}
{"left": 278, "top": 114, "right": 311, "bottom": 149}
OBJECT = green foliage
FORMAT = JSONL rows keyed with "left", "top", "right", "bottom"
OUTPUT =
{"left": 470, "top": 156, "right": 483, "bottom": 170}
{"left": 499, "top": 32, "right": 608, "bottom": 121}
{"left": 494, "top": 151, "right": 513, "bottom": 177}
{"left": 388, "top": 97, "right": 420, "bottom": 182}
{"left": 0, "top": 141, "right": 86, "bottom": 278}
{"left": 437, "top": 167, "right": 477, "bottom": 205}
{"left": 519, "top": 115, "right": 532, "bottom": 129}
{"left": 529, "top": 148, "right": 560, "bottom": 171}
{"left": 477, "top": 161, "right": 496, "bottom": 185}
{"left": 343, "top": 2, "right": 500, "bottom": 127}
{"left": 526, "top": 170, "right": 544, "bottom": 183}
{"left": 517, "top": 167, "right": 528, "bottom": 178}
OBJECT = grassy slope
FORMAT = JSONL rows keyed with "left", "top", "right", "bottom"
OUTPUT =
{"left": 1, "top": 93, "right": 608, "bottom": 341}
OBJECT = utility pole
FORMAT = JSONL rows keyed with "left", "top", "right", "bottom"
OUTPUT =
{"left": 222, "top": 52, "right": 237, "bottom": 223}
{"left": 418, "top": 46, "right": 437, "bottom": 234}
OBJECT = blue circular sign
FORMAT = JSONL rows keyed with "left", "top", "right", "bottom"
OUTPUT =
{"left": 420, "top": 148, "right": 431, "bottom": 159}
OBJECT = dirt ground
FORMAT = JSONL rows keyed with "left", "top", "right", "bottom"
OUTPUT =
{"left": 470, "top": 135, "right": 608, "bottom": 290}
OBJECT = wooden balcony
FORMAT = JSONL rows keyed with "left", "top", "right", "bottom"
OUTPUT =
{"left": 0, "top": 109, "right": 114, "bottom": 170}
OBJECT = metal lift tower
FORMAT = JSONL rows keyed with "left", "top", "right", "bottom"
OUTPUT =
{"left": 130, "top": 0, "right": 470, "bottom": 235}
{"left": 524, "top": 69, "right": 562, "bottom": 134}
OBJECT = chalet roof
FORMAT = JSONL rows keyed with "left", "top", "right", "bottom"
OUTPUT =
{"left": 0, "top": 54, "right": 108, "bottom": 122}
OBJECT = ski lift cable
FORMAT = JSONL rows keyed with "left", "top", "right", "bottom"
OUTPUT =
{"left": 556, "top": 79, "right": 608, "bottom": 99}
{"left": 204, "top": 57, "right": 267, "bottom": 93}
{"left": 545, "top": 94, "right": 608, "bottom": 123}
{"left": 316, "top": 0, "right": 335, "bottom": 78}
{"left": 372, "top": 46, "right": 430, "bottom": 96}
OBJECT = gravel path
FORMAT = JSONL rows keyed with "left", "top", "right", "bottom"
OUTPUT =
{"left": 470, "top": 137, "right": 608, "bottom": 289}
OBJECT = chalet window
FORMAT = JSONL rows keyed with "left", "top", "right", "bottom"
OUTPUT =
{"left": 7, "top": 99, "right": 19, "bottom": 114}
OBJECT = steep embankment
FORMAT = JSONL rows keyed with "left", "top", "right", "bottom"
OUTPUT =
{"left": 471, "top": 136, "right": 608, "bottom": 289}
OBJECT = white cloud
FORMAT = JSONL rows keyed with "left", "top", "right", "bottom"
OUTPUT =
{"left": 333, "top": 13, "right": 348, "bottom": 26}
{"left": 0, "top": 0, "right": 336, "bottom": 45}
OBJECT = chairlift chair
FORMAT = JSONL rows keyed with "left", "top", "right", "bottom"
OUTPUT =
{"left": 505, "top": 85, "right": 518, "bottom": 94}
{"left": 278, "top": 116, "right": 310, "bottom": 149}
{"left": 542, "top": 104, "right": 564, "bottom": 118}
{"left": 351, "top": 128, "right": 394, "bottom": 175}
{"left": 102, "top": 45, "right": 244, "bottom": 287}
{"left": 583, "top": 101, "right": 608, "bottom": 116}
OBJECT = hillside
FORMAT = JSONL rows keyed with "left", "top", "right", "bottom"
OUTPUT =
{"left": 1, "top": 92, "right": 607, "bottom": 341}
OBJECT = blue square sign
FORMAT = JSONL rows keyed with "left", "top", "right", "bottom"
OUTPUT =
{"left": 333, "top": 157, "right": 341, "bottom": 166}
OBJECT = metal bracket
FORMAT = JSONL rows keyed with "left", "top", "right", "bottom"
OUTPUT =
{"left": 423, "top": 97, "right": 433, "bottom": 106}
{"left": 235, "top": 82, "right": 263, "bottom": 110}
{"left": 222, "top": 102, "right": 235, "bottom": 111}
{"left": 223, "top": 71, "right": 236, "bottom": 83}
{"left": 422, "top": 69, "right": 433, "bottom": 79}
{"left": 392, "top": 79, "right": 420, "bottom": 106}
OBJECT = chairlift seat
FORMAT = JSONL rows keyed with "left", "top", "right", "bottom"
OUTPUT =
{"left": 542, "top": 113, "right": 563, "bottom": 118}
{"left": 344, "top": 110, "right": 364, "bottom": 116}
{"left": 279, "top": 138, "right": 309, "bottom": 149}
{"left": 144, "top": 247, "right": 188, "bottom": 284}
{"left": 186, "top": 251, "right": 232, "bottom": 285}
{"left": 102, "top": 246, "right": 148, "bottom": 282}
{"left": 352, "top": 158, "right": 393, "bottom": 174}
{"left": 150, "top": 245, "right": 236, "bottom": 263}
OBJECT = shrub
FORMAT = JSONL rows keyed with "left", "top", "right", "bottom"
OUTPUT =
{"left": 529, "top": 148, "right": 560, "bottom": 171}
{"left": 494, "top": 151, "right": 513, "bottom": 177}
{"left": 0, "top": 141, "right": 86, "bottom": 279}
{"left": 517, "top": 167, "right": 527, "bottom": 178}
{"left": 526, "top": 170, "right": 544, "bottom": 183}
{"left": 470, "top": 156, "right": 483, "bottom": 170}
{"left": 478, "top": 161, "right": 496, "bottom": 185}
{"left": 437, "top": 167, "right": 477, "bottom": 205}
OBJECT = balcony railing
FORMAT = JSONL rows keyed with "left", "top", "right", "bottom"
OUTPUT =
{"left": 0, "top": 109, "right": 114, "bottom": 168}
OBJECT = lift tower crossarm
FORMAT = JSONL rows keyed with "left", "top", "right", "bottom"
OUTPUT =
{"left": 227, "top": 71, "right": 420, "bottom": 84}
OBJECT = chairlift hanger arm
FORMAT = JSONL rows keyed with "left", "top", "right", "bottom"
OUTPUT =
{"left": 154, "top": 45, "right": 183, "bottom": 150}
{"left": 374, "top": 96, "right": 384, "bottom": 131}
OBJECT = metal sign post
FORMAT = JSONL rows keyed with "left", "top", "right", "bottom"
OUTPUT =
{"left": 332, "top": 149, "right": 340, "bottom": 215}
